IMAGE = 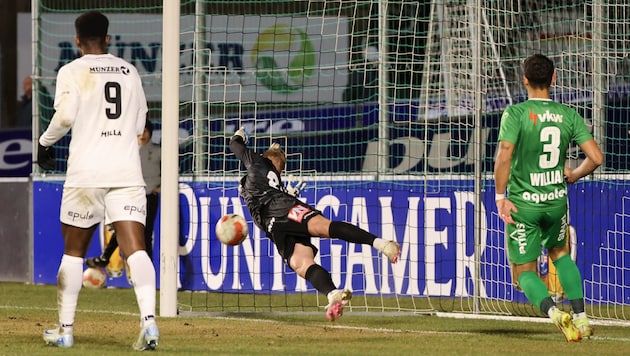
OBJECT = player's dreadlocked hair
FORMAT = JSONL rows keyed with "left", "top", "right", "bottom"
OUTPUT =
{"left": 263, "top": 143, "right": 286, "bottom": 172}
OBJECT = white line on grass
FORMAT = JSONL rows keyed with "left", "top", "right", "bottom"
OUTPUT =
{"left": 436, "top": 312, "right": 630, "bottom": 342}
{"left": 6, "top": 305, "right": 630, "bottom": 342}
{"left": 208, "top": 315, "right": 478, "bottom": 336}
{"left": 206, "top": 315, "right": 630, "bottom": 342}
{"left": 0, "top": 305, "right": 138, "bottom": 317}
{"left": 199, "top": 313, "right": 630, "bottom": 342}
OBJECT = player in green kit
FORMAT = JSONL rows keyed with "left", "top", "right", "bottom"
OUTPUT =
{"left": 494, "top": 54, "right": 603, "bottom": 342}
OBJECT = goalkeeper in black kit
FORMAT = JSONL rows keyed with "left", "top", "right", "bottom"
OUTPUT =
{"left": 229, "top": 127, "right": 400, "bottom": 321}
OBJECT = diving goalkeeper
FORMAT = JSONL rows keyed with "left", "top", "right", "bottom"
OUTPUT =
{"left": 229, "top": 127, "right": 400, "bottom": 321}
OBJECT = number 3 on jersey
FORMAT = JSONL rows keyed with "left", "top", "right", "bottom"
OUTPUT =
{"left": 105, "top": 82, "right": 121, "bottom": 119}
{"left": 539, "top": 126, "right": 560, "bottom": 169}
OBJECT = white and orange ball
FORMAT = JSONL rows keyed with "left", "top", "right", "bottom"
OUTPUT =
{"left": 82, "top": 267, "right": 107, "bottom": 289}
{"left": 215, "top": 214, "right": 248, "bottom": 246}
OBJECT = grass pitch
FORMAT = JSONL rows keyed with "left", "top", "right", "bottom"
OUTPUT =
{"left": 1, "top": 282, "right": 628, "bottom": 355}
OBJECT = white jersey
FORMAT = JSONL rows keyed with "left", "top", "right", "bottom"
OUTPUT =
{"left": 40, "top": 53, "right": 147, "bottom": 188}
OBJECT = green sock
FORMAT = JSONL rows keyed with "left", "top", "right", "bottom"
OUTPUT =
{"left": 553, "top": 254, "right": 584, "bottom": 300}
{"left": 518, "top": 271, "right": 551, "bottom": 311}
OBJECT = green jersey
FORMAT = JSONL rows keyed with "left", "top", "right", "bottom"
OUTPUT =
{"left": 497, "top": 98, "right": 593, "bottom": 210}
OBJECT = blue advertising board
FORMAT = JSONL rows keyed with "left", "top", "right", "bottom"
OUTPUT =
{"left": 0, "top": 129, "right": 32, "bottom": 177}
{"left": 32, "top": 179, "right": 630, "bottom": 305}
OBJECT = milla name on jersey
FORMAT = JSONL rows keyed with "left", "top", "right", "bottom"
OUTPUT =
{"left": 101, "top": 130, "right": 122, "bottom": 137}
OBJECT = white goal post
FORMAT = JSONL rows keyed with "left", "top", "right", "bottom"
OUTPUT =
{"left": 160, "top": 0, "right": 181, "bottom": 318}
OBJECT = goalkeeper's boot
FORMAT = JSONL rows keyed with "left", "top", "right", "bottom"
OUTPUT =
{"left": 551, "top": 308, "right": 582, "bottom": 342}
{"left": 43, "top": 326, "right": 73, "bottom": 348}
{"left": 86, "top": 255, "right": 109, "bottom": 269}
{"left": 380, "top": 241, "right": 400, "bottom": 264}
{"left": 132, "top": 323, "right": 159, "bottom": 351}
{"left": 326, "top": 289, "right": 352, "bottom": 321}
{"left": 573, "top": 316, "right": 593, "bottom": 338}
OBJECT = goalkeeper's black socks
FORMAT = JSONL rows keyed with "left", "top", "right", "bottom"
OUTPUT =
{"left": 329, "top": 221, "right": 377, "bottom": 245}
{"left": 305, "top": 264, "right": 336, "bottom": 296}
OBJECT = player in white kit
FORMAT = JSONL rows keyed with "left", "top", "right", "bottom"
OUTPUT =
{"left": 38, "top": 11, "right": 159, "bottom": 351}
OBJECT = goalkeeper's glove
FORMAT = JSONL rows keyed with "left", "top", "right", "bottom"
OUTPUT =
{"left": 286, "top": 175, "right": 306, "bottom": 197}
{"left": 234, "top": 126, "right": 249, "bottom": 144}
{"left": 37, "top": 143, "right": 55, "bottom": 171}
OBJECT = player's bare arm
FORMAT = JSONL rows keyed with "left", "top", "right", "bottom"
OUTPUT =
{"left": 565, "top": 139, "right": 603, "bottom": 184}
{"left": 494, "top": 140, "right": 518, "bottom": 224}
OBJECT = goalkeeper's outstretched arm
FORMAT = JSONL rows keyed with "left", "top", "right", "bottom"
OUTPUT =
{"left": 229, "top": 127, "right": 256, "bottom": 168}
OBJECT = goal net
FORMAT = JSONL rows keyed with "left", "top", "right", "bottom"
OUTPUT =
{"left": 31, "top": 0, "right": 630, "bottom": 324}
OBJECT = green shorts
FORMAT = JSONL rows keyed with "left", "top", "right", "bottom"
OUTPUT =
{"left": 505, "top": 206, "right": 568, "bottom": 264}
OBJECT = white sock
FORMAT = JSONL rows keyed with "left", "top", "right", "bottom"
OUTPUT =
{"left": 58, "top": 254, "right": 84, "bottom": 329}
{"left": 372, "top": 238, "right": 388, "bottom": 252}
{"left": 126, "top": 250, "right": 156, "bottom": 326}
{"left": 573, "top": 312, "right": 586, "bottom": 320}
{"left": 326, "top": 290, "right": 337, "bottom": 304}
{"left": 548, "top": 306, "right": 558, "bottom": 319}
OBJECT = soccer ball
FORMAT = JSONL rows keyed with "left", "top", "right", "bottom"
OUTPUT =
{"left": 82, "top": 267, "right": 106, "bottom": 289}
{"left": 215, "top": 214, "right": 248, "bottom": 246}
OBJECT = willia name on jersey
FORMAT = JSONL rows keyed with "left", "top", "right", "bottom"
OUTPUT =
{"left": 101, "top": 130, "right": 122, "bottom": 137}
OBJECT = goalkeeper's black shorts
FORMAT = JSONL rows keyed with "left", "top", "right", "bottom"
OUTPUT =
{"left": 265, "top": 200, "right": 321, "bottom": 267}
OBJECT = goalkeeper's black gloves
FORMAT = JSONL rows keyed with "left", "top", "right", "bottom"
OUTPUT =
{"left": 37, "top": 143, "right": 55, "bottom": 171}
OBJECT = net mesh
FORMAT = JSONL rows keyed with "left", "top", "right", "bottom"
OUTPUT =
{"left": 33, "top": 0, "right": 630, "bottom": 323}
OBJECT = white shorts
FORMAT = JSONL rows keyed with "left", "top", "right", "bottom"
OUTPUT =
{"left": 60, "top": 186, "right": 147, "bottom": 228}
